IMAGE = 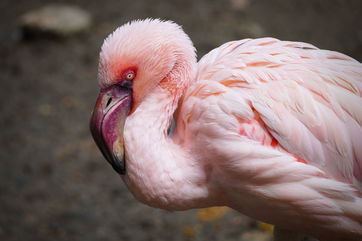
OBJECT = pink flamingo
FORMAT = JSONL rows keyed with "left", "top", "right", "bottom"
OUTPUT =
{"left": 90, "top": 19, "right": 362, "bottom": 241}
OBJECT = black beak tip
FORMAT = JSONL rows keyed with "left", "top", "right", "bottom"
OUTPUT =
{"left": 110, "top": 154, "right": 126, "bottom": 175}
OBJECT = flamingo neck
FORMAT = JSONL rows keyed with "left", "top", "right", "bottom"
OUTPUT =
{"left": 123, "top": 84, "right": 216, "bottom": 210}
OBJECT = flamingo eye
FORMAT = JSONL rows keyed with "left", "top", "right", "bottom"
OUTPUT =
{"left": 125, "top": 71, "right": 135, "bottom": 80}
{"left": 117, "top": 70, "right": 135, "bottom": 89}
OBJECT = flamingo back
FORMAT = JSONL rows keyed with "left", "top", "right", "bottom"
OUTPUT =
{"left": 177, "top": 38, "right": 362, "bottom": 239}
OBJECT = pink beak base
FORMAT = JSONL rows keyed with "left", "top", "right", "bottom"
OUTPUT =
{"left": 89, "top": 86, "right": 131, "bottom": 174}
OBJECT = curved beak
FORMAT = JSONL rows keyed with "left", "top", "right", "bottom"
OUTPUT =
{"left": 89, "top": 86, "right": 131, "bottom": 175}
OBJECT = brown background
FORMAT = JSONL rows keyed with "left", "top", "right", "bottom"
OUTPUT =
{"left": 1, "top": 0, "right": 361, "bottom": 240}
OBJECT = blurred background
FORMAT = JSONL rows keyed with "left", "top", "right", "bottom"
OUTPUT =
{"left": 0, "top": 0, "right": 361, "bottom": 241}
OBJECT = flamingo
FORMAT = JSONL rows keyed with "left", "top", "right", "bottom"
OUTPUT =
{"left": 90, "top": 19, "right": 362, "bottom": 241}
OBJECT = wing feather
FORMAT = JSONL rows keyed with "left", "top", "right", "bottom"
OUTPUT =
{"left": 197, "top": 37, "right": 362, "bottom": 189}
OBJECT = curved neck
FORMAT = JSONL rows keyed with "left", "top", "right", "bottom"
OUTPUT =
{"left": 123, "top": 86, "right": 217, "bottom": 210}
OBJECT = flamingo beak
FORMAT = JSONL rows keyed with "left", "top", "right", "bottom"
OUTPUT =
{"left": 90, "top": 85, "right": 132, "bottom": 175}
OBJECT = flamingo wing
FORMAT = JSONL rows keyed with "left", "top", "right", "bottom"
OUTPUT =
{"left": 195, "top": 38, "right": 362, "bottom": 189}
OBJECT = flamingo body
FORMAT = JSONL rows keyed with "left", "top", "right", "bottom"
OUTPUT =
{"left": 179, "top": 38, "right": 362, "bottom": 240}
{"left": 90, "top": 19, "right": 362, "bottom": 241}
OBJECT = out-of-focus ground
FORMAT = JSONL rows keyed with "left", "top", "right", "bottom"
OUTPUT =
{"left": 0, "top": 0, "right": 361, "bottom": 241}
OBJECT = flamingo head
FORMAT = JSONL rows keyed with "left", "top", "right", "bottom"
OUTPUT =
{"left": 90, "top": 19, "right": 196, "bottom": 174}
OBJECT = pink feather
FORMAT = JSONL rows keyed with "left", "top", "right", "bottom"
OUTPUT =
{"left": 95, "top": 19, "right": 362, "bottom": 241}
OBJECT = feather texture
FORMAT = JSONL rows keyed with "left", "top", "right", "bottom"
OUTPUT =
{"left": 177, "top": 37, "right": 362, "bottom": 240}
{"left": 96, "top": 20, "right": 362, "bottom": 241}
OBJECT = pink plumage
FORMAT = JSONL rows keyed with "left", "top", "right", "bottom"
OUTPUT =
{"left": 90, "top": 19, "right": 362, "bottom": 241}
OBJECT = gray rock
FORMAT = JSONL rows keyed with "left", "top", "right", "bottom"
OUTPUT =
{"left": 230, "top": 0, "right": 250, "bottom": 10}
{"left": 20, "top": 4, "right": 92, "bottom": 38}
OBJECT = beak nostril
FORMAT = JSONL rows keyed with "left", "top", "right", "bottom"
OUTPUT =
{"left": 106, "top": 97, "right": 112, "bottom": 107}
